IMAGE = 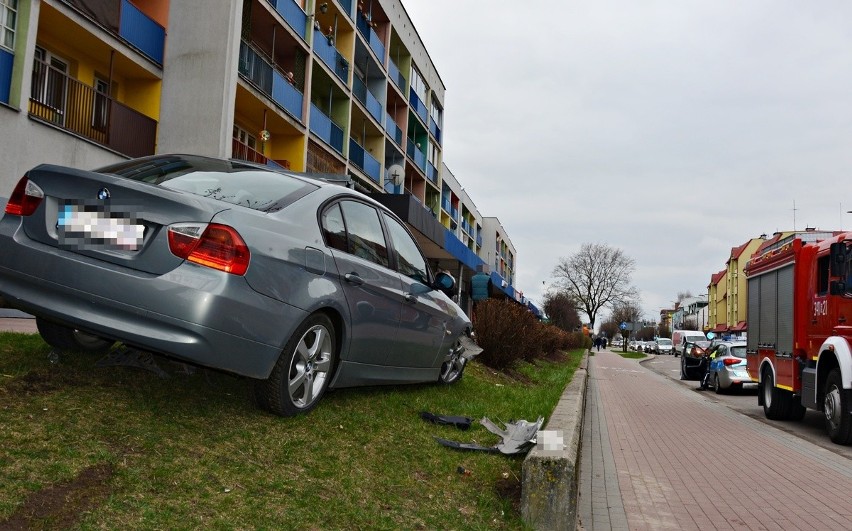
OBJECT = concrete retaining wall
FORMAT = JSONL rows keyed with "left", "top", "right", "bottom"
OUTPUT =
{"left": 521, "top": 351, "right": 589, "bottom": 530}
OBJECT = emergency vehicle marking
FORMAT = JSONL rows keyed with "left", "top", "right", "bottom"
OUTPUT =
{"left": 814, "top": 298, "right": 828, "bottom": 317}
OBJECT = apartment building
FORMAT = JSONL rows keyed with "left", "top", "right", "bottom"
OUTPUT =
{"left": 0, "top": 0, "right": 536, "bottom": 317}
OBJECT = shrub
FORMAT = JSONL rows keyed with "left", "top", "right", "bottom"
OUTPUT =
{"left": 473, "top": 300, "right": 579, "bottom": 370}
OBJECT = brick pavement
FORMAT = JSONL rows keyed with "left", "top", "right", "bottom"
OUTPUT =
{"left": 578, "top": 348, "right": 852, "bottom": 530}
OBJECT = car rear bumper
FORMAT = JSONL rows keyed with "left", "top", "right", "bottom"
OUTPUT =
{"left": 0, "top": 221, "right": 305, "bottom": 379}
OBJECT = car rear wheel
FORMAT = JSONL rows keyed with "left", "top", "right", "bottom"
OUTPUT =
{"left": 255, "top": 314, "right": 336, "bottom": 417}
{"left": 714, "top": 374, "right": 724, "bottom": 394}
{"left": 36, "top": 317, "right": 114, "bottom": 353}
{"left": 439, "top": 338, "right": 466, "bottom": 385}
{"left": 823, "top": 368, "right": 852, "bottom": 444}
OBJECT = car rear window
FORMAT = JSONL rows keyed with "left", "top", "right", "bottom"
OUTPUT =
{"left": 95, "top": 155, "right": 317, "bottom": 212}
{"left": 730, "top": 346, "right": 746, "bottom": 358}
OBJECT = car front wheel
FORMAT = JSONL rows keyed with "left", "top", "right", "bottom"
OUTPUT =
{"left": 255, "top": 314, "right": 336, "bottom": 417}
{"left": 439, "top": 337, "right": 467, "bottom": 385}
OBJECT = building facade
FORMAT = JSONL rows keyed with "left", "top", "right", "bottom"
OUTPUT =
{"left": 0, "top": 0, "right": 536, "bottom": 317}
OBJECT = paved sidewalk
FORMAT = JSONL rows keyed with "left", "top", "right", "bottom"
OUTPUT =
{"left": 0, "top": 309, "right": 37, "bottom": 334}
{"left": 578, "top": 349, "right": 852, "bottom": 530}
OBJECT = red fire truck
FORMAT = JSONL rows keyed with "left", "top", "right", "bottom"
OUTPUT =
{"left": 745, "top": 231, "right": 852, "bottom": 444}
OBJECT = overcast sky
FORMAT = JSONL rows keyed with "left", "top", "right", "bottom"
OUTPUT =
{"left": 402, "top": 0, "right": 852, "bottom": 322}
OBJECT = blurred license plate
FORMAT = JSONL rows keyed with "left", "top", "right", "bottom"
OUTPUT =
{"left": 734, "top": 371, "right": 750, "bottom": 378}
{"left": 58, "top": 203, "right": 144, "bottom": 251}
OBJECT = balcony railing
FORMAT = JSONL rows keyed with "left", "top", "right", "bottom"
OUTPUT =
{"left": 461, "top": 219, "right": 472, "bottom": 235}
{"left": 406, "top": 138, "right": 425, "bottom": 172}
{"left": 232, "top": 138, "right": 288, "bottom": 171}
{"left": 29, "top": 59, "right": 156, "bottom": 158}
{"left": 426, "top": 161, "right": 438, "bottom": 184}
{"left": 310, "top": 103, "right": 344, "bottom": 154}
{"left": 0, "top": 49, "right": 12, "bottom": 104}
{"left": 409, "top": 88, "right": 428, "bottom": 124}
{"left": 238, "top": 41, "right": 304, "bottom": 121}
{"left": 314, "top": 31, "right": 349, "bottom": 83}
{"left": 353, "top": 76, "right": 382, "bottom": 124}
{"left": 61, "top": 1, "right": 165, "bottom": 65}
{"left": 265, "top": 0, "right": 307, "bottom": 40}
{"left": 387, "top": 57, "right": 405, "bottom": 92}
{"left": 385, "top": 113, "right": 402, "bottom": 146}
{"left": 355, "top": 14, "right": 385, "bottom": 62}
{"left": 338, "top": 0, "right": 353, "bottom": 18}
{"left": 429, "top": 117, "right": 442, "bottom": 145}
{"left": 348, "top": 138, "right": 381, "bottom": 183}
{"left": 476, "top": 234, "right": 483, "bottom": 247}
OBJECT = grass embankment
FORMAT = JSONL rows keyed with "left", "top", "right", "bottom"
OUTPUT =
{"left": 0, "top": 332, "right": 583, "bottom": 529}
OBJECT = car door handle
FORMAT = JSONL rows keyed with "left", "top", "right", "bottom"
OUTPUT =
{"left": 344, "top": 273, "right": 363, "bottom": 285}
{"left": 404, "top": 293, "right": 417, "bottom": 303}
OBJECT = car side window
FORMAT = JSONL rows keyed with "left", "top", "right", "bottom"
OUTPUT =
{"left": 338, "top": 201, "right": 390, "bottom": 268}
{"left": 320, "top": 203, "right": 348, "bottom": 252}
{"left": 383, "top": 213, "right": 429, "bottom": 285}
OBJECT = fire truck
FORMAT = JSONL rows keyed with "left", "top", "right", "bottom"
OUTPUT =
{"left": 745, "top": 231, "right": 852, "bottom": 444}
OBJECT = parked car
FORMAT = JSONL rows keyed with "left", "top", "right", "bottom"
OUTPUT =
{"left": 654, "top": 338, "right": 673, "bottom": 355}
{"left": 680, "top": 340, "right": 712, "bottom": 380}
{"left": 705, "top": 341, "right": 754, "bottom": 393}
{"left": 0, "top": 154, "right": 473, "bottom": 416}
{"left": 671, "top": 330, "right": 707, "bottom": 357}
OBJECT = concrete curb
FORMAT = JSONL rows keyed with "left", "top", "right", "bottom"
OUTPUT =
{"left": 520, "top": 349, "right": 589, "bottom": 530}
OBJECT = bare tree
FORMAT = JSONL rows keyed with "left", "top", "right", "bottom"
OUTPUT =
{"left": 552, "top": 243, "right": 638, "bottom": 328}
{"left": 542, "top": 291, "right": 582, "bottom": 332}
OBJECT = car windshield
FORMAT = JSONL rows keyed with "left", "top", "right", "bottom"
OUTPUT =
{"left": 657, "top": 339, "right": 672, "bottom": 345}
{"left": 685, "top": 335, "right": 706, "bottom": 342}
{"left": 95, "top": 155, "right": 317, "bottom": 213}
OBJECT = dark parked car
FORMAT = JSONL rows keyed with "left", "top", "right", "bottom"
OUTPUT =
{"left": 0, "top": 154, "right": 473, "bottom": 416}
{"left": 680, "top": 340, "right": 712, "bottom": 380}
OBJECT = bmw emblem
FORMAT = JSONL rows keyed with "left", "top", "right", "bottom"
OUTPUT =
{"left": 97, "top": 188, "right": 111, "bottom": 200}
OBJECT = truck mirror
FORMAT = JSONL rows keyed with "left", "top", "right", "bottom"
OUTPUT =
{"left": 830, "top": 280, "right": 846, "bottom": 296}
{"left": 830, "top": 242, "right": 848, "bottom": 277}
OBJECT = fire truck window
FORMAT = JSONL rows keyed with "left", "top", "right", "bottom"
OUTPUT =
{"left": 817, "top": 255, "right": 830, "bottom": 295}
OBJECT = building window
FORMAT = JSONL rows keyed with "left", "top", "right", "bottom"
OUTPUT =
{"left": 0, "top": 0, "right": 16, "bottom": 52}
{"left": 410, "top": 66, "right": 427, "bottom": 103}
{"left": 32, "top": 46, "right": 69, "bottom": 122}
{"left": 430, "top": 101, "right": 442, "bottom": 127}
{"left": 232, "top": 124, "right": 258, "bottom": 151}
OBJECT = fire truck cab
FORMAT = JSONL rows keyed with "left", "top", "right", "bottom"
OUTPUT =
{"left": 745, "top": 231, "right": 852, "bottom": 444}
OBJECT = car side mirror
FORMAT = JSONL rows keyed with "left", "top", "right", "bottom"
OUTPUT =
{"left": 434, "top": 271, "right": 456, "bottom": 297}
{"left": 830, "top": 242, "right": 848, "bottom": 277}
{"left": 830, "top": 280, "right": 846, "bottom": 296}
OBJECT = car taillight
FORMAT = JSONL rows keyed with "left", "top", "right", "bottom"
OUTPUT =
{"left": 168, "top": 223, "right": 250, "bottom": 276}
{"left": 5, "top": 177, "right": 44, "bottom": 216}
{"left": 723, "top": 358, "right": 741, "bottom": 366}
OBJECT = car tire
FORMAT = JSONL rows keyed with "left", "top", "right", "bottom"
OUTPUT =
{"left": 35, "top": 317, "right": 114, "bottom": 353}
{"left": 714, "top": 374, "right": 724, "bottom": 394}
{"left": 255, "top": 313, "right": 336, "bottom": 417}
{"left": 438, "top": 337, "right": 466, "bottom": 385}
{"left": 762, "top": 368, "right": 791, "bottom": 420}
{"left": 823, "top": 368, "right": 852, "bottom": 444}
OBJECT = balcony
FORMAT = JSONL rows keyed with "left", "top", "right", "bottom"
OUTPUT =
{"left": 426, "top": 161, "right": 438, "bottom": 185}
{"left": 338, "top": 0, "right": 352, "bottom": 18}
{"left": 385, "top": 113, "right": 402, "bottom": 146}
{"left": 310, "top": 103, "right": 344, "bottom": 154}
{"left": 314, "top": 31, "right": 349, "bottom": 83}
{"left": 409, "top": 88, "right": 428, "bottom": 124}
{"left": 461, "top": 219, "right": 472, "bottom": 235}
{"left": 0, "top": 49, "right": 12, "bottom": 104}
{"left": 232, "top": 138, "right": 288, "bottom": 170}
{"left": 265, "top": 0, "right": 307, "bottom": 40}
{"left": 353, "top": 76, "right": 382, "bottom": 124}
{"left": 441, "top": 196, "right": 451, "bottom": 214}
{"left": 238, "top": 41, "right": 304, "bottom": 121}
{"left": 355, "top": 14, "right": 385, "bottom": 62}
{"left": 349, "top": 138, "right": 381, "bottom": 183}
{"left": 406, "top": 138, "right": 425, "bottom": 172}
{"left": 476, "top": 234, "right": 483, "bottom": 247}
{"left": 429, "top": 117, "right": 442, "bottom": 144}
{"left": 29, "top": 59, "right": 156, "bottom": 158}
{"left": 387, "top": 57, "right": 405, "bottom": 92}
{"left": 61, "top": 0, "right": 165, "bottom": 65}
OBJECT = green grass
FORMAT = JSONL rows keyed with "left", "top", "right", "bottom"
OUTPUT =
{"left": 618, "top": 351, "right": 647, "bottom": 359}
{"left": 0, "top": 332, "right": 583, "bottom": 529}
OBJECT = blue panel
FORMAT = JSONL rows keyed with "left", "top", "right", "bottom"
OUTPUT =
{"left": 0, "top": 49, "right": 12, "bottom": 104}
{"left": 443, "top": 229, "right": 485, "bottom": 271}
{"left": 272, "top": 70, "right": 304, "bottom": 121}
{"left": 274, "top": 0, "right": 307, "bottom": 40}
{"left": 120, "top": 0, "right": 165, "bottom": 65}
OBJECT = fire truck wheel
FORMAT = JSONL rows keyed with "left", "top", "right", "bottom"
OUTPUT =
{"left": 788, "top": 399, "right": 806, "bottom": 421}
{"left": 823, "top": 369, "right": 852, "bottom": 444}
{"left": 762, "top": 368, "right": 791, "bottom": 420}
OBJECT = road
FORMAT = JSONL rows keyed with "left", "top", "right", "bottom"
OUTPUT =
{"left": 642, "top": 351, "right": 852, "bottom": 460}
